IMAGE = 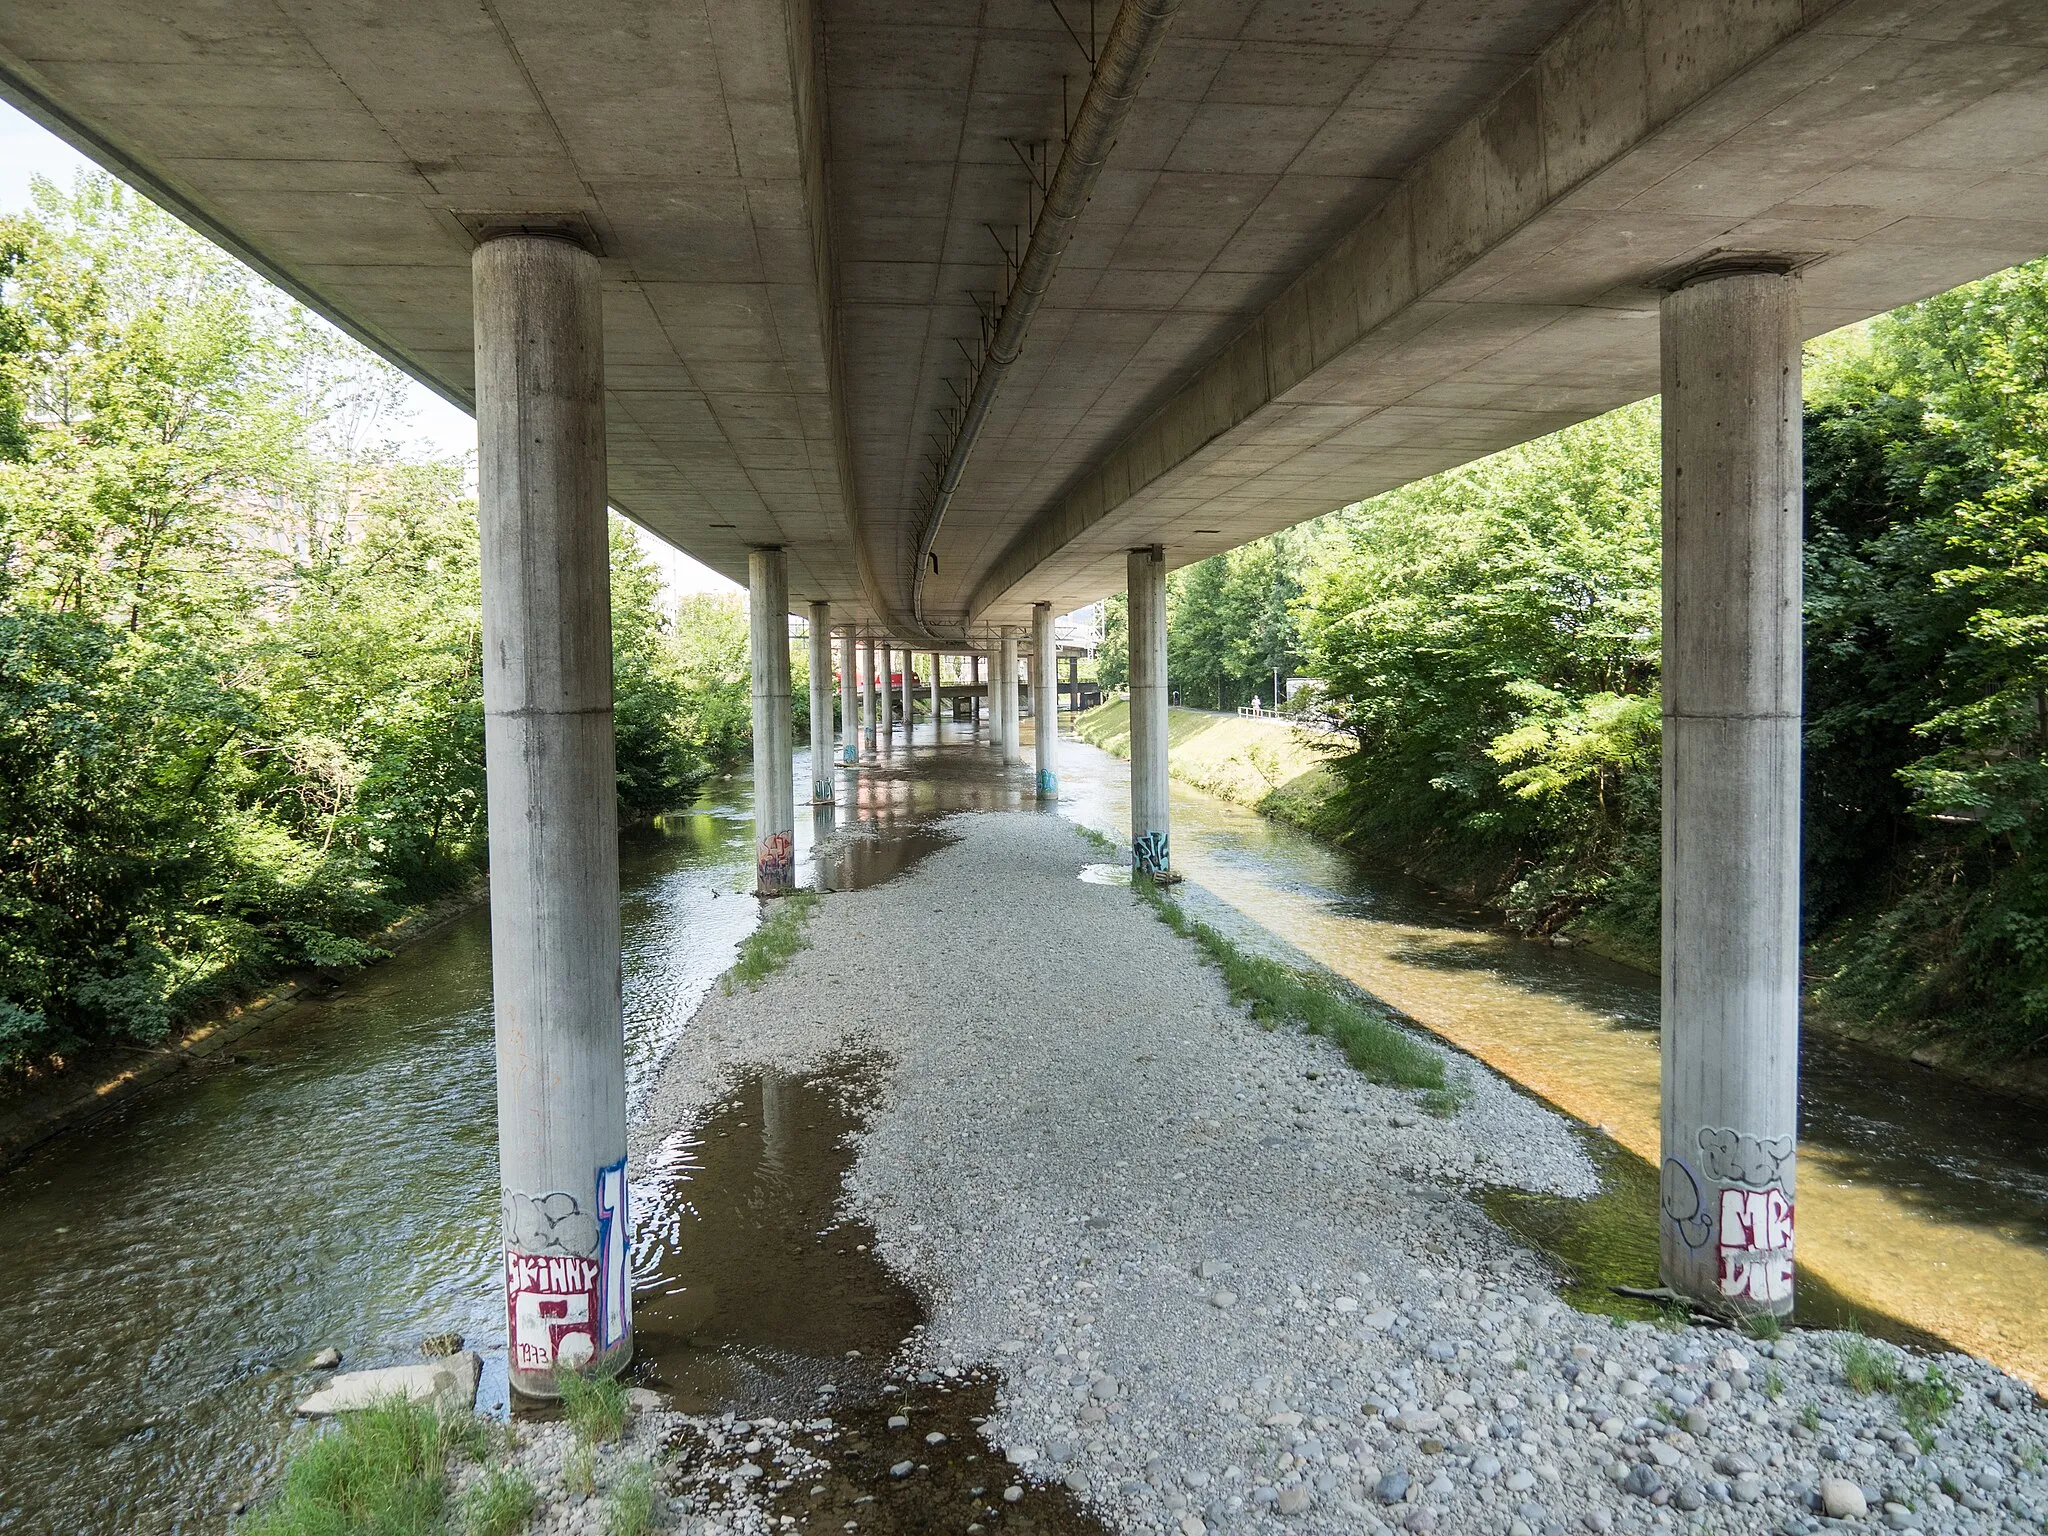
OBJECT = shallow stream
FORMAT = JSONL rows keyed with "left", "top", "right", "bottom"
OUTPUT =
{"left": 0, "top": 720, "right": 2043, "bottom": 1532}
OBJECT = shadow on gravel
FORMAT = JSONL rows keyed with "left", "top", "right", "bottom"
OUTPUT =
{"left": 620, "top": 1058, "right": 1111, "bottom": 1536}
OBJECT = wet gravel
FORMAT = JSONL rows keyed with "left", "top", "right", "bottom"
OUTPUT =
{"left": 619, "top": 812, "right": 2047, "bottom": 1536}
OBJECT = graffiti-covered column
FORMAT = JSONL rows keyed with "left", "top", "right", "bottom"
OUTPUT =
{"left": 750, "top": 548, "right": 795, "bottom": 894}
{"left": 1128, "top": 545, "right": 1173, "bottom": 878}
{"left": 837, "top": 632, "right": 859, "bottom": 765}
{"left": 808, "top": 602, "right": 834, "bottom": 803}
{"left": 1000, "top": 633, "right": 1023, "bottom": 766}
{"left": 473, "top": 232, "right": 630, "bottom": 1395}
{"left": 1659, "top": 265, "right": 1803, "bottom": 1319}
{"left": 1033, "top": 602, "right": 1058, "bottom": 799}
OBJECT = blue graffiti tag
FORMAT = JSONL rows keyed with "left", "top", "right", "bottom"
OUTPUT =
{"left": 1660, "top": 1156, "right": 1714, "bottom": 1250}
{"left": 1132, "top": 830, "right": 1170, "bottom": 875}
{"left": 594, "top": 1156, "right": 630, "bottom": 1353}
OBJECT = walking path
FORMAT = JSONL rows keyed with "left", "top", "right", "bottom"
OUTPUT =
{"left": 584, "top": 811, "right": 2046, "bottom": 1536}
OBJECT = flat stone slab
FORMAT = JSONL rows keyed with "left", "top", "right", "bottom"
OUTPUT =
{"left": 296, "top": 1352, "right": 479, "bottom": 1417}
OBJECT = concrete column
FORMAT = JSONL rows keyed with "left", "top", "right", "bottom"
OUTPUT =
{"left": 1001, "top": 634, "right": 1023, "bottom": 766}
{"left": 1129, "top": 545, "right": 1172, "bottom": 878}
{"left": 750, "top": 550, "right": 795, "bottom": 895}
{"left": 1033, "top": 603, "right": 1058, "bottom": 798}
{"left": 473, "top": 233, "right": 629, "bottom": 1395}
{"left": 1659, "top": 267, "right": 1803, "bottom": 1320}
{"left": 808, "top": 603, "right": 833, "bottom": 804}
{"left": 899, "top": 647, "right": 914, "bottom": 736}
{"left": 874, "top": 645, "right": 890, "bottom": 735}
{"left": 972, "top": 654, "right": 983, "bottom": 729}
{"left": 837, "top": 632, "right": 858, "bottom": 765}
{"left": 855, "top": 637, "right": 871, "bottom": 749}
{"left": 930, "top": 652, "right": 942, "bottom": 733}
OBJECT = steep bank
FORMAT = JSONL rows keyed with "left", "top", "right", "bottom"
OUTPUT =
{"left": 1071, "top": 702, "right": 2048, "bottom": 1108}
{"left": 0, "top": 878, "right": 489, "bottom": 1168}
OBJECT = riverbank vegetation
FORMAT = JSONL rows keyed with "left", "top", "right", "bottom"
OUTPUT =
{"left": 1133, "top": 874, "right": 1460, "bottom": 1110}
{"left": 0, "top": 176, "right": 758, "bottom": 1075}
{"left": 1120, "top": 255, "right": 2048, "bottom": 1068}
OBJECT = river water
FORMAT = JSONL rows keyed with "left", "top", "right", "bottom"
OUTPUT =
{"left": 0, "top": 721, "right": 2042, "bottom": 1532}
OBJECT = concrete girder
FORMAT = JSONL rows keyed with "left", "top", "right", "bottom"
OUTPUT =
{"left": 962, "top": 0, "right": 2048, "bottom": 623}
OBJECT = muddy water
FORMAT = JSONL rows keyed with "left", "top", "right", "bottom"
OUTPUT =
{"left": 629, "top": 1058, "right": 1105, "bottom": 1536}
{"left": 1054, "top": 731, "right": 2048, "bottom": 1390}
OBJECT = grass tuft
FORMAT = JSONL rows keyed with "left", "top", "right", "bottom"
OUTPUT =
{"left": 724, "top": 890, "right": 821, "bottom": 993}
{"left": 554, "top": 1366, "right": 631, "bottom": 1447}
{"left": 1744, "top": 1310, "right": 1784, "bottom": 1342}
{"left": 1839, "top": 1333, "right": 1899, "bottom": 1395}
{"left": 1763, "top": 1365, "right": 1785, "bottom": 1401}
{"left": 461, "top": 1468, "right": 537, "bottom": 1536}
{"left": 240, "top": 1398, "right": 481, "bottom": 1536}
{"left": 605, "top": 1461, "right": 659, "bottom": 1536}
{"left": 1897, "top": 1366, "right": 1957, "bottom": 1450}
{"left": 565, "top": 1444, "right": 596, "bottom": 1498}
{"left": 1133, "top": 876, "right": 1449, "bottom": 1093}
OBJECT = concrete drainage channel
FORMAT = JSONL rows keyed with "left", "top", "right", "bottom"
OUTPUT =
{"left": 608, "top": 1059, "right": 1109, "bottom": 1535}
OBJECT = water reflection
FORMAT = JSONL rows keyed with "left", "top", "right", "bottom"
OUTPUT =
{"left": 0, "top": 735, "right": 962, "bottom": 1534}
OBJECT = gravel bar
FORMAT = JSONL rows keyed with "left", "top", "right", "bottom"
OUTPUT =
{"left": 621, "top": 812, "right": 2047, "bottom": 1536}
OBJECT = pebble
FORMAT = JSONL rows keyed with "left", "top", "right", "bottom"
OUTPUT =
{"left": 1820, "top": 1477, "right": 1867, "bottom": 1518}
{"left": 1002, "top": 1486, "right": 1023, "bottom": 1503}
{"left": 612, "top": 815, "right": 2048, "bottom": 1536}
{"left": 308, "top": 1347, "right": 341, "bottom": 1370}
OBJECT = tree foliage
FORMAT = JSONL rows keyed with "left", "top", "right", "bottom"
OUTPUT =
{"left": 1162, "top": 257, "right": 2048, "bottom": 1061}
{"left": 0, "top": 176, "right": 746, "bottom": 1070}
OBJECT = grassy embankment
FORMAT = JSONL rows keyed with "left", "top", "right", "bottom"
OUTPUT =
{"left": 1072, "top": 701, "right": 1340, "bottom": 829}
{"left": 1074, "top": 702, "right": 2048, "bottom": 1101}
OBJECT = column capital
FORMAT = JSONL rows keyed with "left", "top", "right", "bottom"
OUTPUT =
{"left": 1658, "top": 251, "right": 1813, "bottom": 292}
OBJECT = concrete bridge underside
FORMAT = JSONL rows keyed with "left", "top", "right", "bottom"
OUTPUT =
{"left": 9, "top": 0, "right": 2047, "bottom": 1379}
{"left": 4, "top": 0, "right": 2045, "bottom": 643}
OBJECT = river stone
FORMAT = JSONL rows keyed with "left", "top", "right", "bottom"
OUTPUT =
{"left": 308, "top": 1347, "right": 341, "bottom": 1369}
{"left": 1621, "top": 1465, "right": 1661, "bottom": 1498}
{"left": 1820, "top": 1478, "right": 1867, "bottom": 1518}
{"left": 1394, "top": 1408, "right": 1441, "bottom": 1433}
{"left": 296, "top": 1352, "right": 479, "bottom": 1416}
{"left": 1376, "top": 1472, "right": 1412, "bottom": 1505}
{"left": 1277, "top": 1485, "right": 1312, "bottom": 1515}
{"left": 1731, "top": 1476, "right": 1763, "bottom": 1504}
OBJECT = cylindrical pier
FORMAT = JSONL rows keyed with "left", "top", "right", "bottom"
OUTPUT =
{"left": 1658, "top": 267, "right": 1804, "bottom": 1319}
{"left": 473, "top": 232, "right": 630, "bottom": 1395}
{"left": 1001, "top": 634, "right": 1023, "bottom": 766}
{"left": 1033, "top": 602, "right": 1058, "bottom": 799}
{"left": 808, "top": 602, "right": 833, "bottom": 803}
{"left": 858, "top": 637, "right": 875, "bottom": 750}
{"left": 837, "top": 632, "right": 858, "bottom": 765}
{"left": 749, "top": 549, "right": 795, "bottom": 895}
{"left": 1128, "top": 546, "right": 1172, "bottom": 878}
